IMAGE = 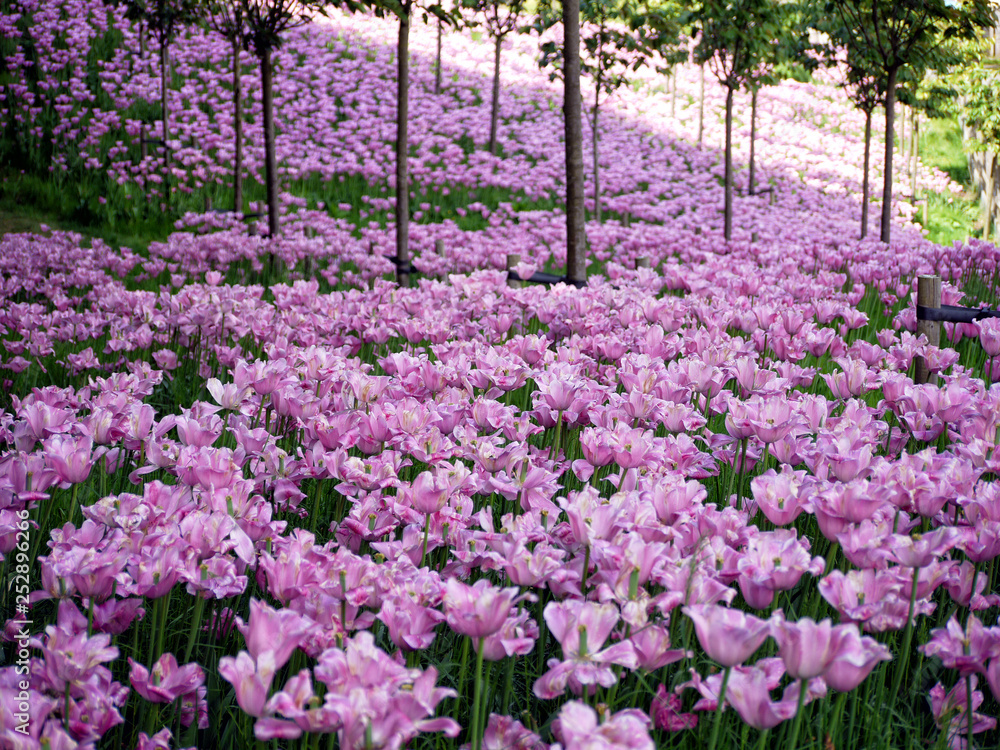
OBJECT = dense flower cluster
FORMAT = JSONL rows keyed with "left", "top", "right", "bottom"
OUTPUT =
{"left": 2, "top": 1, "right": 1000, "bottom": 749}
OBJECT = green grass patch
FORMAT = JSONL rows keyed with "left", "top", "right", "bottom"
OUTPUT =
{"left": 921, "top": 116, "right": 969, "bottom": 185}
{"left": 915, "top": 189, "right": 980, "bottom": 247}
{"left": 913, "top": 116, "right": 982, "bottom": 246}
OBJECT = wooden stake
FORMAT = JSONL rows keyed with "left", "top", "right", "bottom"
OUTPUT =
{"left": 507, "top": 253, "right": 523, "bottom": 288}
{"left": 637, "top": 256, "right": 651, "bottom": 269}
{"left": 915, "top": 274, "right": 941, "bottom": 385}
{"left": 435, "top": 239, "right": 444, "bottom": 256}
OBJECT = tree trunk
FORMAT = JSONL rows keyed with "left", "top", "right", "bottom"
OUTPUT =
{"left": 489, "top": 34, "right": 501, "bottom": 156}
{"left": 748, "top": 86, "right": 757, "bottom": 195}
{"left": 899, "top": 103, "right": 907, "bottom": 163}
{"left": 160, "top": 37, "right": 170, "bottom": 208}
{"left": 724, "top": 84, "right": 734, "bottom": 241}
{"left": 435, "top": 15, "right": 442, "bottom": 95}
{"left": 986, "top": 155, "right": 995, "bottom": 242}
{"left": 880, "top": 66, "right": 898, "bottom": 244}
{"left": 396, "top": 5, "right": 411, "bottom": 286}
{"left": 233, "top": 35, "right": 243, "bottom": 214}
{"left": 697, "top": 64, "right": 705, "bottom": 145}
{"left": 861, "top": 107, "right": 872, "bottom": 240}
{"left": 911, "top": 114, "right": 918, "bottom": 204}
{"left": 670, "top": 66, "right": 676, "bottom": 118}
{"left": 261, "top": 46, "right": 278, "bottom": 237}
{"left": 138, "top": 23, "right": 147, "bottom": 163}
{"left": 563, "top": 0, "right": 586, "bottom": 283}
{"left": 592, "top": 94, "right": 601, "bottom": 224}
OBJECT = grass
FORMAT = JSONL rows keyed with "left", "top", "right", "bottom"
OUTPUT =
{"left": 913, "top": 116, "right": 982, "bottom": 246}
{"left": 921, "top": 116, "right": 970, "bottom": 185}
{"left": 0, "top": 169, "right": 176, "bottom": 251}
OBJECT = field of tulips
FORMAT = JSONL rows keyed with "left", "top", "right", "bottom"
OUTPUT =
{"left": 4, "top": 2, "right": 1000, "bottom": 749}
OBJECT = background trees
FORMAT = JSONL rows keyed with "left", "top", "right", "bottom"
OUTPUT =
{"left": 960, "top": 67, "right": 1000, "bottom": 240}
{"left": 237, "top": 0, "right": 327, "bottom": 238}
{"left": 688, "top": 0, "right": 782, "bottom": 241}
{"left": 110, "top": 0, "right": 201, "bottom": 208}
{"left": 462, "top": 0, "right": 528, "bottom": 157}
{"left": 202, "top": 0, "right": 248, "bottom": 214}
{"left": 827, "top": 0, "right": 995, "bottom": 244}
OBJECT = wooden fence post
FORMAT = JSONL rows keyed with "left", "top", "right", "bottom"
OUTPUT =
{"left": 507, "top": 253, "right": 523, "bottom": 288}
{"left": 204, "top": 195, "right": 213, "bottom": 213}
{"left": 915, "top": 274, "right": 941, "bottom": 385}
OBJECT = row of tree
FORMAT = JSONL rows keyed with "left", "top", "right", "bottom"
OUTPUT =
{"left": 110, "top": 0, "right": 999, "bottom": 286}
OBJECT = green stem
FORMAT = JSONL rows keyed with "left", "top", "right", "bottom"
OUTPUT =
{"left": 310, "top": 480, "right": 324, "bottom": 535}
{"left": 454, "top": 635, "right": 470, "bottom": 723}
{"left": 829, "top": 690, "right": 848, "bottom": 749}
{"left": 68, "top": 483, "right": 80, "bottom": 527}
{"left": 784, "top": 678, "right": 809, "bottom": 750}
{"left": 707, "top": 666, "right": 732, "bottom": 750}
{"left": 966, "top": 673, "right": 974, "bottom": 750}
{"left": 471, "top": 637, "right": 485, "bottom": 750}
{"left": 421, "top": 512, "right": 430, "bottom": 568}
{"left": 553, "top": 410, "right": 564, "bottom": 460}
{"left": 501, "top": 657, "right": 515, "bottom": 715}
{"left": 890, "top": 566, "right": 920, "bottom": 699}
{"left": 183, "top": 594, "right": 207, "bottom": 664}
{"left": 735, "top": 439, "right": 749, "bottom": 508}
{"left": 153, "top": 588, "right": 173, "bottom": 664}
{"left": 724, "top": 438, "right": 745, "bottom": 505}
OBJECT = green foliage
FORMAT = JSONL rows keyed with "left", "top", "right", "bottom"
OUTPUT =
{"left": 959, "top": 66, "right": 1000, "bottom": 151}
{"left": 685, "top": 0, "right": 807, "bottom": 89}
{"left": 629, "top": 0, "right": 687, "bottom": 73}
{"left": 533, "top": 0, "right": 657, "bottom": 101}
{"left": 461, "top": 0, "right": 528, "bottom": 41}
{"left": 824, "top": 0, "right": 995, "bottom": 82}
{"left": 922, "top": 115, "right": 971, "bottom": 185}
{"left": 104, "top": 0, "right": 202, "bottom": 43}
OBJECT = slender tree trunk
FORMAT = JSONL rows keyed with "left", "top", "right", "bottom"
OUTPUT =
{"left": 899, "top": 103, "right": 907, "bottom": 164}
{"left": 698, "top": 64, "right": 705, "bottom": 145}
{"left": 233, "top": 35, "right": 243, "bottom": 214}
{"left": 880, "top": 66, "right": 898, "bottom": 244}
{"left": 396, "top": 5, "right": 411, "bottom": 286}
{"left": 670, "top": 66, "right": 676, "bottom": 118}
{"left": 911, "top": 114, "right": 918, "bottom": 204}
{"left": 563, "top": 0, "right": 586, "bottom": 283}
{"left": 261, "top": 46, "right": 278, "bottom": 237}
{"left": 986, "top": 155, "right": 995, "bottom": 242}
{"left": 724, "top": 84, "right": 734, "bottom": 241}
{"left": 861, "top": 107, "right": 872, "bottom": 240}
{"left": 160, "top": 37, "right": 170, "bottom": 208}
{"left": 139, "top": 22, "right": 147, "bottom": 162}
{"left": 489, "top": 34, "right": 501, "bottom": 156}
{"left": 748, "top": 86, "right": 757, "bottom": 195}
{"left": 435, "top": 15, "right": 442, "bottom": 95}
{"left": 593, "top": 90, "right": 601, "bottom": 224}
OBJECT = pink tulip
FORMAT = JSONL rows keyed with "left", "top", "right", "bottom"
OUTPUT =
{"left": 128, "top": 653, "right": 205, "bottom": 704}
{"left": 824, "top": 627, "right": 892, "bottom": 692}
{"left": 443, "top": 578, "right": 519, "bottom": 639}
{"left": 683, "top": 605, "right": 771, "bottom": 667}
